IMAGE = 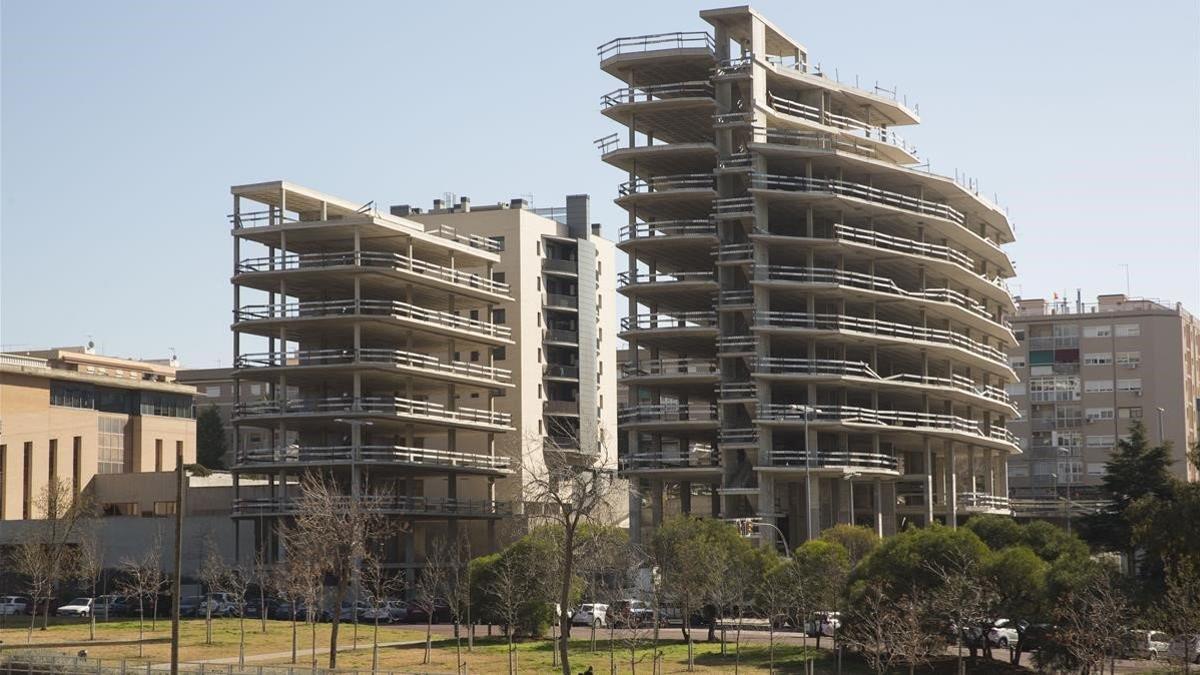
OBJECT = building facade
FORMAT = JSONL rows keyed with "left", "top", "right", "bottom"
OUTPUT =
{"left": 1006, "top": 294, "right": 1200, "bottom": 500}
{"left": 401, "top": 196, "right": 620, "bottom": 515}
{"left": 177, "top": 367, "right": 298, "bottom": 469}
{"left": 603, "top": 7, "right": 1020, "bottom": 549}
{"left": 0, "top": 347, "right": 196, "bottom": 520}
{"left": 228, "top": 181, "right": 514, "bottom": 570}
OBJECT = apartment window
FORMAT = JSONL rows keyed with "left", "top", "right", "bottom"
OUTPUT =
{"left": 1115, "top": 351, "right": 1141, "bottom": 366}
{"left": 489, "top": 236, "right": 505, "bottom": 251}
{"left": 98, "top": 416, "right": 130, "bottom": 474}
{"left": 1086, "top": 435, "right": 1116, "bottom": 448}
{"left": 1030, "top": 365, "right": 1052, "bottom": 376}
{"left": 1116, "top": 378, "right": 1143, "bottom": 394}
{"left": 469, "top": 309, "right": 479, "bottom": 321}
{"left": 537, "top": 348, "right": 542, "bottom": 363}
{"left": 1084, "top": 325, "right": 1112, "bottom": 338}
{"left": 101, "top": 502, "right": 138, "bottom": 517}
{"left": 537, "top": 277, "right": 542, "bottom": 291}
{"left": 49, "top": 439, "right": 58, "bottom": 483}
{"left": 1118, "top": 406, "right": 1143, "bottom": 419}
{"left": 1084, "top": 379, "right": 1114, "bottom": 393}
{"left": 1085, "top": 408, "right": 1115, "bottom": 422}
{"left": 492, "top": 346, "right": 507, "bottom": 361}
{"left": 140, "top": 392, "right": 193, "bottom": 418}
{"left": 469, "top": 351, "right": 480, "bottom": 363}
{"left": 176, "top": 441, "right": 183, "bottom": 465}
{"left": 1008, "top": 356, "right": 1027, "bottom": 369}
{"left": 1005, "top": 383, "right": 1026, "bottom": 396}
{"left": 454, "top": 351, "right": 461, "bottom": 361}
{"left": 492, "top": 272, "right": 506, "bottom": 285}
{"left": 1014, "top": 329, "right": 1026, "bottom": 342}
{"left": 153, "top": 501, "right": 177, "bottom": 517}
{"left": 1115, "top": 323, "right": 1141, "bottom": 337}
{"left": 1086, "top": 463, "right": 1107, "bottom": 477}
{"left": 536, "top": 240, "right": 542, "bottom": 256}
{"left": 72, "top": 437, "right": 82, "bottom": 494}
{"left": 50, "top": 382, "right": 96, "bottom": 409}
{"left": 204, "top": 385, "right": 222, "bottom": 397}
{"left": 155, "top": 439, "right": 163, "bottom": 472}
{"left": 538, "top": 384, "right": 543, "bottom": 399}
{"left": 492, "top": 309, "right": 506, "bottom": 324}
{"left": 1082, "top": 352, "right": 1112, "bottom": 366}
{"left": 23, "top": 442, "right": 33, "bottom": 519}
{"left": 536, "top": 312, "right": 542, "bottom": 327}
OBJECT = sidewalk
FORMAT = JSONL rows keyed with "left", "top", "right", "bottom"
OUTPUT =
{"left": 151, "top": 639, "right": 423, "bottom": 667}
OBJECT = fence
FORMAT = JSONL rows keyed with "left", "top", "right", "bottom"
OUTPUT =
{"left": 0, "top": 654, "right": 454, "bottom": 675}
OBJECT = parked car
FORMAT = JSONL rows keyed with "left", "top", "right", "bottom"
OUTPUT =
{"left": 0, "top": 596, "right": 31, "bottom": 616}
{"left": 1168, "top": 634, "right": 1200, "bottom": 665}
{"left": 989, "top": 618, "right": 1024, "bottom": 648}
{"left": 361, "top": 600, "right": 400, "bottom": 624}
{"left": 55, "top": 598, "right": 94, "bottom": 617}
{"left": 805, "top": 611, "right": 841, "bottom": 637}
{"left": 406, "top": 599, "right": 450, "bottom": 624}
{"left": 199, "top": 593, "right": 239, "bottom": 617}
{"left": 609, "top": 599, "right": 656, "bottom": 628}
{"left": 177, "top": 596, "right": 204, "bottom": 618}
{"left": 1124, "top": 629, "right": 1172, "bottom": 660}
{"left": 271, "top": 600, "right": 307, "bottom": 621}
{"left": 572, "top": 603, "right": 609, "bottom": 627}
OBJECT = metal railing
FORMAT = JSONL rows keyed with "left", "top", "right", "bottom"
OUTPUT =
{"left": 754, "top": 126, "right": 883, "bottom": 160}
{"left": 750, "top": 173, "right": 965, "bottom": 226}
{"left": 711, "top": 51, "right": 917, "bottom": 108}
{"left": 227, "top": 209, "right": 297, "bottom": 228}
{"left": 754, "top": 311, "right": 1008, "bottom": 365}
{"left": 618, "top": 270, "right": 714, "bottom": 286}
{"left": 719, "top": 289, "right": 754, "bottom": 305}
{"left": 598, "top": 31, "right": 715, "bottom": 59}
{"left": 759, "top": 404, "right": 1018, "bottom": 448}
{"left": 542, "top": 258, "right": 579, "bottom": 274}
{"left": 959, "top": 492, "right": 1011, "bottom": 511}
{"left": 619, "top": 403, "right": 719, "bottom": 424}
{"left": 718, "top": 381, "right": 757, "bottom": 398}
{"left": 719, "top": 427, "right": 759, "bottom": 444}
{"left": 621, "top": 358, "right": 718, "bottom": 378}
{"left": 717, "top": 242, "right": 754, "bottom": 261}
{"left": 425, "top": 224, "right": 501, "bottom": 253}
{"left": 238, "top": 444, "right": 510, "bottom": 470}
{"left": 717, "top": 334, "right": 757, "bottom": 352}
{"left": 543, "top": 400, "right": 580, "bottom": 415}
{"left": 621, "top": 312, "right": 718, "bottom": 331}
{"left": 713, "top": 197, "right": 756, "bottom": 216}
{"left": 770, "top": 449, "right": 899, "bottom": 471}
{"left": 619, "top": 220, "right": 715, "bottom": 241}
{"left": 618, "top": 173, "right": 715, "bottom": 196}
{"left": 233, "top": 495, "right": 511, "bottom": 517}
{"left": 234, "top": 396, "right": 512, "bottom": 427}
{"left": 544, "top": 364, "right": 580, "bottom": 379}
{"left": 601, "top": 81, "right": 714, "bottom": 108}
{"left": 544, "top": 293, "right": 578, "bottom": 309}
{"left": 621, "top": 447, "right": 718, "bottom": 470}
{"left": 234, "top": 299, "right": 512, "bottom": 340}
{"left": 543, "top": 328, "right": 579, "bottom": 344}
{"left": 235, "top": 250, "right": 508, "bottom": 295}
{"left": 235, "top": 348, "right": 511, "bottom": 384}
{"left": 767, "top": 92, "right": 917, "bottom": 156}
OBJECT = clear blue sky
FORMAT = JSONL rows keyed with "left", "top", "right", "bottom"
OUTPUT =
{"left": 3, "top": 0, "right": 1198, "bottom": 367}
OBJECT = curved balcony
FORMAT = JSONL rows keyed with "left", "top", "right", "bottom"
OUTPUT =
{"left": 234, "top": 250, "right": 509, "bottom": 299}
{"left": 236, "top": 348, "right": 512, "bottom": 387}
{"left": 619, "top": 446, "right": 720, "bottom": 474}
{"left": 754, "top": 311, "right": 1010, "bottom": 373}
{"left": 755, "top": 265, "right": 996, "bottom": 324}
{"left": 234, "top": 299, "right": 511, "bottom": 344}
{"left": 619, "top": 220, "right": 716, "bottom": 243}
{"left": 232, "top": 496, "right": 511, "bottom": 519}
{"left": 753, "top": 357, "right": 1016, "bottom": 414}
{"left": 620, "top": 357, "right": 718, "bottom": 380}
{"left": 719, "top": 427, "right": 759, "bottom": 447}
{"left": 233, "top": 396, "right": 512, "bottom": 431}
{"left": 750, "top": 173, "right": 965, "bottom": 227}
{"left": 958, "top": 492, "right": 1012, "bottom": 514}
{"left": 618, "top": 173, "right": 715, "bottom": 196}
{"left": 618, "top": 403, "right": 719, "bottom": 428}
{"left": 766, "top": 91, "right": 917, "bottom": 160}
{"left": 765, "top": 449, "right": 899, "bottom": 474}
{"left": 236, "top": 444, "right": 510, "bottom": 474}
{"left": 597, "top": 31, "right": 714, "bottom": 61}
{"left": 758, "top": 404, "right": 1019, "bottom": 452}
{"left": 601, "top": 81, "right": 714, "bottom": 109}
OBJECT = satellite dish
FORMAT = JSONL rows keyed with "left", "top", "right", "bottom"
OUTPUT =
{"left": 87, "top": 340, "right": 95, "bottom": 349}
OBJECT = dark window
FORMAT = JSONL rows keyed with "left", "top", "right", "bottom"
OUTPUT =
{"left": 492, "top": 346, "right": 506, "bottom": 361}
{"left": 489, "top": 236, "right": 505, "bottom": 251}
{"left": 492, "top": 272, "right": 506, "bottom": 284}
{"left": 0, "top": 444, "right": 6, "bottom": 519}
{"left": 50, "top": 382, "right": 96, "bottom": 409}
{"left": 48, "top": 439, "right": 58, "bottom": 483}
{"left": 469, "top": 309, "right": 480, "bottom": 321}
{"left": 155, "top": 439, "right": 163, "bottom": 472}
{"left": 470, "top": 351, "right": 480, "bottom": 362}
{"left": 97, "top": 387, "right": 132, "bottom": 414}
{"left": 492, "top": 308, "right": 506, "bottom": 324}
{"left": 23, "top": 442, "right": 33, "bottom": 519}
{"left": 72, "top": 438, "right": 82, "bottom": 494}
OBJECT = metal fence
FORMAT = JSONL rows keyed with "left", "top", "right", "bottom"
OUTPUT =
{"left": 0, "top": 654, "right": 454, "bottom": 675}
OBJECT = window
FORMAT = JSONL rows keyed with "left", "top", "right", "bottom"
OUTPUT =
{"left": 139, "top": 392, "right": 194, "bottom": 418}
{"left": 469, "top": 351, "right": 480, "bottom": 362}
{"left": 1086, "top": 435, "right": 1116, "bottom": 448}
{"left": 492, "top": 346, "right": 507, "bottom": 361}
{"left": 537, "top": 312, "right": 542, "bottom": 327}
{"left": 469, "top": 309, "right": 479, "bottom": 321}
{"left": 203, "top": 385, "right": 222, "bottom": 397}
{"left": 155, "top": 440, "right": 163, "bottom": 472}
{"left": 492, "top": 272, "right": 506, "bottom": 284}
{"left": 98, "top": 416, "right": 130, "bottom": 474}
{"left": 48, "top": 439, "right": 58, "bottom": 482}
{"left": 1014, "top": 329, "right": 1026, "bottom": 342}
{"left": 1008, "top": 355, "right": 1027, "bottom": 368}
{"left": 1087, "top": 463, "right": 1106, "bottom": 477}
{"left": 1115, "top": 323, "right": 1141, "bottom": 337}
{"left": 489, "top": 236, "right": 505, "bottom": 251}
{"left": 537, "top": 348, "right": 543, "bottom": 363}
{"left": 176, "top": 441, "right": 183, "bottom": 466}
{"left": 72, "top": 438, "right": 82, "bottom": 494}
{"left": 1085, "top": 407, "right": 1114, "bottom": 422}
{"left": 50, "top": 382, "right": 96, "bottom": 409}
{"left": 1118, "top": 406, "right": 1143, "bottom": 419}
{"left": 101, "top": 502, "right": 138, "bottom": 517}
{"left": 153, "top": 501, "right": 177, "bottom": 517}
{"left": 1005, "top": 383, "right": 1026, "bottom": 396}
{"left": 536, "top": 240, "right": 542, "bottom": 256}
{"left": 538, "top": 384, "right": 543, "bottom": 399}
{"left": 492, "top": 308, "right": 506, "bottom": 324}
{"left": 1115, "top": 351, "right": 1141, "bottom": 366}
{"left": 537, "top": 277, "right": 542, "bottom": 291}
{"left": 1117, "top": 378, "right": 1143, "bottom": 394}
{"left": 1083, "top": 352, "right": 1112, "bottom": 365}
{"left": 23, "top": 442, "right": 33, "bottom": 519}
{"left": 1084, "top": 380, "right": 1114, "bottom": 393}
{"left": 1084, "top": 325, "right": 1112, "bottom": 338}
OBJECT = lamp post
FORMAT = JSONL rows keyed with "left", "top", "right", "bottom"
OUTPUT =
{"left": 842, "top": 471, "right": 862, "bottom": 527}
{"left": 790, "top": 403, "right": 816, "bottom": 541}
{"left": 1156, "top": 407, "right": 1166, "bottom": 446}
{"left": 1056, "top": 447, "right": 1072, "bottom": 535}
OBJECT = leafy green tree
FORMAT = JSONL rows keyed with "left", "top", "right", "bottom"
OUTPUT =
{"left": 851, "top": 523, "right": 989, "bottom": 596}
{"left": 818, "top": 524, "right": 880, "bottom": 568}
{"left": 983, "top": 546, "right": 1049, "bottom": 664}
{"left": 963, "top": 514, "right": 1024, "bottom": 552}
{"left": 1081, "top": 419, "right": 1173, "bottom": 556}
{"left": 195, "top": 405, "right": 228, "bottom": 469}
{"left": 651, "top": 517, "right": 728, "bottom": 671}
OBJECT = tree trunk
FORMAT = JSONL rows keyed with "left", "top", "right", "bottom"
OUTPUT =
{"left": 260, "top": 587, "right": 267, "bottom": 634}
{"left": 152, "top": 596, "right": 159, "bottom": 632}
{"left": 328, "top": 578, "right": 349, "bottom": 669}
{"left": 768, "top": 623, "right": 775, "bottom": 675}
{"left": 558, "top": 521, "right": 576, "bottom": 675}
{"left": 734, "top": 620, "right": 743, "bottom": 674}
{"left": 372, "top": 615, "right": 380, "bottom": 673}
{"left": 455, "top": 629, "right": 463, "bottom": 675}
{"left": 310, "top": 612, "right": 317, "bottom": 672}
{"left": 507, "top": 632, "right": 515, "bottom": 675}
{"left": 205, "top": 593, "right": 213, "bottom": 645}
{"left": 291, "top": 605, "right": 298, "bottom": 664}
{"left": 424, "top": 615, "right": 433, "bottom": 664}
{"left": 90, "top": 578, "right": 97, "bottom": 641}
{"left": 42, "top": 594, "right": 50, "bottom": 631}
{"left": 137, "top": 598, "right": 145, "bottom": 657}
{"left": 239, "top": 613, "right": 246, "bottom": 666}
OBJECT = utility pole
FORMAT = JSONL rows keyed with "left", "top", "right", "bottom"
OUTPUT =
{"left": 171, "top": 444, "right": 185, "bottom": 675}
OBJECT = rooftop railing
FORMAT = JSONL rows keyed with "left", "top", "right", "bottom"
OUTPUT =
{"left": 597, "top": 31, "right": 715, "bottom": 60}
{"left": 234, "top": 395, "right": 512, "bottom": 428}
{"left": 234, "top": 299, "right": 512, "bottom": 340}
{"left": 619, "top": 403, "right": 718, "bottom": 424}
{"left": 750, "top": 173, "right": 965, "bottom": 226}
{"left": 238, "top": 444, "right": 510, "bottom": 470}
{"left": 233, "top": 495, "right": 511, "bottom": 518}
{"left": 227, "top": 210, "right": 298, "bottom": 229}
{"left": 713, "top": 52, "right": 918, "bottom": 108}
{"left": 770, "top": 449, "right": 899, "bottom": 472}
{"left": 0, "top": 353, "right": 50, "bottom": 370}
{"left": 236, "top": 250, "right": 509, "bottom": 295}
{"left": 619, "top": 270, "right": 715, "bottom": 286}
{"left": 759, "top": 404, "right": 1017, "bottom": 448}
{"left": 235, "top": 348, "right": 511, "bottom": 384}
{"left": 754, "top": 311, "right": 1008, "bottom": 365}
{"left": 602, "top": 81, "right": 715, "bottom": 109}
{"left": 424, "top": 224, "right": 501, "bottom": 253}
{"left": 619, "top": 173, "right": 716, "bottom": 196}
{"left": 619, "top": 220, "right": 716, "bottom": 241}
{"left": 621, "top": 311, "right": 718, "bottom": 331}
{"left": 958, "top": 492, "right": 1012, "bottom": 511}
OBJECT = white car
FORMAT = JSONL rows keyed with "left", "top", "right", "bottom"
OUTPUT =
{"left": 805, "top": 611, "right": 841, "bottom": 637}
{"left": 0, "top": 596, "right": 30, "bottom": 616}
{"left": 1168, "top": 634, "right": 1200, "bottom": 665}
{"left": 572, "top": 603, "right": 609, "bottom": 627}
{"left": 989, "top": 618, "right": 1022, "bottom": 648}
{"left": 199, "top": 593, "right": 239, "bottom": 617}
{"left": 1125, "top": 630, "right": 1172, "bottom": 660}
{"left": 56, "top": 597, "right": 94, "bottom": 617}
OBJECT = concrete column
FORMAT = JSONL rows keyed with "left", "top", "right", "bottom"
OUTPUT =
{"left": 947, "top": 444, "right": 958, "bottom": 527}
{"left": 873, "top": 479, "right": 884, "bottom": 537}
{"left": 629, "top": 486, "right": 643, "bottom": 547}
{"left": 680, "top": 480, "right": 692, "bottom": 515}
{"left": 651, "top": 480, "right": 664, "bottom": 528}
{"left": 985, "top": 449, "right": 996, "bottom": 494}
{"left": 923, "top": 437, "right": 934, "bottom": 526}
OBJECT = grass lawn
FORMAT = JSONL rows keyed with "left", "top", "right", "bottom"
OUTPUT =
{"left": 0, "top": 617, "right": 423, "bottom": 665}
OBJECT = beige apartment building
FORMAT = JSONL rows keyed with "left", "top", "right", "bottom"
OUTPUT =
{"left": 401, "top": 195, "right": 620, "bottom": 514}
{"left": 0, "top": 347, "right": 196, "bottom": 520}
{"left": 228, "top": 181, "right": 516, "bottom": 571}
{"left": 1006, "top": 294, "right": 1200, "bottom": 500}
{"left": 603, "top": 7, "right": 1020, "bottom": 550}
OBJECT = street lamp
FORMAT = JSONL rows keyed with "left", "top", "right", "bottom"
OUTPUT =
{"left": 1056, "top": 447, "right": 1073, "bottom": 535}
{"left": 789, "top": 403, "right": 817, "bottom": 541}
{"left": 1156, "top": 407, "right": 1166, "bottom": 446}
{"left": 842, "top": 471, "right": 862, "bottom": 527}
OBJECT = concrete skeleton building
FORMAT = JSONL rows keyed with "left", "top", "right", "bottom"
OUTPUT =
{"left": 1006, "top": 293, "right": 1200, "bottom": 504}
{"left": 603, "top": 7, "right": 1020, "bottom": 550}
{"left": 177, "top": 367, "right": 298, "bottom": 469}
{"left": 401, "top": 195, "right": 620, "bottom": 515}
{"left": 229, "top": 181, "right": 515, "bottom": 570}
{"left": 0, "top": 347, "right": 196, "bottom": 520}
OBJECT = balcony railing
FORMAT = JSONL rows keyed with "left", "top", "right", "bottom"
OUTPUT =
{"left": 620, "top": 447, "right": 718, "bottom": 470}
{"left": 755, "top": 311, "right": 1008, "bottom": 365}
{"left": 714, "top": 197, "right": 755, "bottom": 216}
{"left": 236, "top": 348, "right": 511, "bottom": 384}
{"left": 543, "top": 436, "right": 585, "bottom": 453}
{"left": 544, "top": 364, "right": 580, "bottom": 379}
{"left": 235, "top": 251, "right": 509, "bottom": 295}
{"left": 619, "top": 220, "right": 715, "bottom": 241}
{"left": 543, "top": 328, "right": 579, "bottom": 344}
{"left": 959, "top": 492, "right": 1011, "bottom": 512}
{"left": 759, "top": 404, "right": 1017, "bottom": 448}
{"left": 719, "top": 427, "right": 759, "bottom": 444}
{"left": 717, "top": 242, "right": 754, "bottom": 262}
{"left": 0, "top": 353, "right": 50, "bottom": 370}
{"left": 619, "top": 270, "right": 715, "bottom": 286}
{"left": 619, "top": 173, "right": 715, "bottom": 196}
{"left": 718, "top": 382, "right": 757, "bottom": 398}
{"left": 766, "top": 92, "right": 917, "bottom": 156}
{"left": 621, "top": 358, "right": 718, "bottom": 378}
{"left": 544, "top": 293, "right": 578, "bottom": 309}
{"left": 719, "top": 289, "right": 754, "bottom": 305}
{"left": 712, "top": 52, "right": 917, "bottom": 107}
{"left": 238, "top": 444, "right": 510, "bottom": 470}
{"left": 621, "top": 312, "right": 718, "bottom": 331}
{"left": 769, "top": 449, "right": 899, "bottom": 472}
{"left": 542, "top": 258, "right": 579, "bottom": 274}
{"left": 619, "top": 404, "right": 719, "bottom": 424}
{"left": 234, "top": 396, "right": 512, "bottom": 428}
{"left": 602, "top": 81, "right": 715, "bottom": 109}
{"left": 424, "top": 224, "right": 501, "bottom": 253}
{"left": 717, "top": 334, "right": 757, "bottom": 352}
{"left": 750, "top": 173, "right": 965, "bottom": 226}
{"left": 233, "top": 496, "right": 511, "bottom": 518}
{"left": 543, "top": 400, "right": 580, "bottom": 415}
{"left": 597, "top": 31, "right": 714, "bottom": 60}
{"left": 756, "top": 265, "right": 992, "bottom": 321}
{"left": 234, "top": 299, "right": 512, "bottom": 340}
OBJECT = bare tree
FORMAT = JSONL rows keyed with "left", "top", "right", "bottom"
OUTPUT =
{"left": 522, "top": 428, "right": 625, "bottom": 675}
{"left": 74, "top": 531, "right": 104, "bottom": 641}
{"left": 756, "top": 562, "right": 797, "bottom": 675}
{"left": 17, "top": 479, "right": 96, "bottom": 631}
{"left": 487, "top": 554, "right": 525, "bottom": 675}
{"left": 118, "top": 549, "right": 163, "bottom": 657}
{"left": 442, "top": 534, "right": 473, "bottom": 675}
{"left": 252, "top": 549, "right": 271, "bottom": 634}
{"left": 360, "top": 552, "right": 405, "bottom": 673}
{"left": 197, "top": 535, "right": 225, "bottom": 645}
{"left": 926, "top": 552, "right": 996, "bottom": 674}
{"left": 272, "top": 537, "right": 314, "bottom": 665}
{"left": 10, "top": 541, "right": 50, "bottom": 643}
{"left": 839, "top": 582, "right": 904, "bottom": 675}
{"left": 1053, "top": 574, "right": 1128, "bottom": 675}
{"left": 277, "top": 521, "right": 328, "bottom": 670}
{"left": 143, "top": 534, "right": 166, "bottom": 632}
{"left": 1159, "top": 567, "right": 1200, "bottom": 672}
{"left": 415, "top": 537, "right": 451, "bottom": 665}
{"left": 220, "top": 565, "right": 251, "bottom": 666}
